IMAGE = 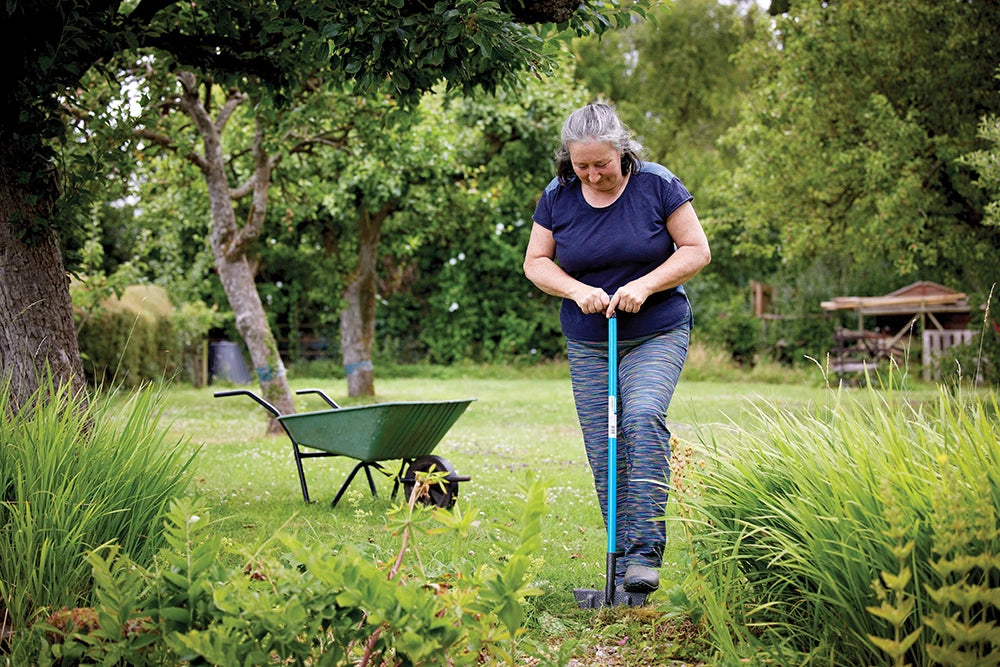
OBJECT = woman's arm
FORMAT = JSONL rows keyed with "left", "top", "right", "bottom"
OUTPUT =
{"left": 523, "top": 222, "right": 611, "bottom": 315}
{"left": 608, "top": 201, "right": 711, "bottom": 316}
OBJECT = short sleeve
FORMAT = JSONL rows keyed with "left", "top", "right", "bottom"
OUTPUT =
{"left": 531, "top": 177, "right": 561, "bottom": 231}
{"left": 641, "top": 162, "right": 692, "bottom": 220}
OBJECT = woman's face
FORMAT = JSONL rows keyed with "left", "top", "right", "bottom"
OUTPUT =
{"left": 568, "top": 140, "right": 624, "bottom": 193}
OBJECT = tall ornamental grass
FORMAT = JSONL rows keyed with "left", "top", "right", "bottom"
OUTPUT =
{"left": 0, "top": 376, "right": 195, "bottom": 633}
{"left": 676, "top": 383, "right": 1000, "bottom": 666}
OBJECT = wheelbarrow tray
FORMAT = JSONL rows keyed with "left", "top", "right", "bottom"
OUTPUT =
{"left": 278, "top": 399, "right": 474, "bottom": 462}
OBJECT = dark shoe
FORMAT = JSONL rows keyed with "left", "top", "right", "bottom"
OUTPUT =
{"left": 623, "top": 564, "right": 659, "bottom": 593}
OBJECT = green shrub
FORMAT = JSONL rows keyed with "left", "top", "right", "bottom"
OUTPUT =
{"left": 759, "top": 312, "right": 838, "bottom": 368}
{"left": 0, "top": 376, "right": 195, "bottom": 640}
{"left": 73, "top": 284, "right": 182, "bottom": 387}
{"left": 694, "top": 292, "right": 763, "bottom": 365}
{"left": 675, "top": 382, "right": 1000, "bottom": 665}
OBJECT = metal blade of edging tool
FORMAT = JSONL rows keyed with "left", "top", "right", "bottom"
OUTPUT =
{"left": 574, "top": 587, "right": 650, "bottom": 608}
{"left": 615, "top": 590, "right": 649, "bottom": 607}
{"left": 573, "top": 588, "right": 603, "bottom": 608}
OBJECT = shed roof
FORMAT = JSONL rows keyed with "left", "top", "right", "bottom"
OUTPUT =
{"left": 820, "top": 281, "right": 970, "bottom": 316}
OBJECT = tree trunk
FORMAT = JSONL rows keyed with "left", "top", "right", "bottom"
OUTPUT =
{"left": 214, "top": 251, "right": 295, "bottom": 428}
{"left": 0, "top": 144, "right": 86, "bottom": 413}
{"left": 340, "top": 204, "right": 391, "bottom": 397}
{"left": 177, "top": 72, "right": 295, "bottom": 433}
{"left": 205, "top": 153, "right": 295, "bottom": 434}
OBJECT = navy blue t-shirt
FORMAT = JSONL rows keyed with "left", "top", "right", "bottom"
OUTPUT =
{"left": 532, "top": 162, "right": 693, "bottom": 342}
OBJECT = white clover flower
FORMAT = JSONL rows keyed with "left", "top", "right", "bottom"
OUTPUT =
{"left": 449, "top": 302, "right": 459, "bottom": 312}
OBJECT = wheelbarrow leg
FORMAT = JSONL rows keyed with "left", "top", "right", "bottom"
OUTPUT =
{"left": 363, "top": 464, "right": 378, "bottom": 497}
{"left": 390, "top": 459, "right": 411, "bottom": 501}
{"left": 331, "top": 462, "right": 378, "bottom": 508}
{"left": 292, "top": 443, "right": 311, "bottom": 504}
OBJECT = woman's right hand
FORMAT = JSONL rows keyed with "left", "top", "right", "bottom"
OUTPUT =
{"left": 571, "top": 285, "right": 611, "bottom": 315}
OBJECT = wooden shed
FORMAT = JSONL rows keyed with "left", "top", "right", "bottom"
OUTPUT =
{"left": 820, "top": 281, "right": 974, "bottom": 379}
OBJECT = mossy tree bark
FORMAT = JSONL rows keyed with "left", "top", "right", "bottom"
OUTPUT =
{"left": 176, "top": 72, "right": 295, "bottom": 433}
{"left": 339, "top": 202, "right": 395, "bottom": 398}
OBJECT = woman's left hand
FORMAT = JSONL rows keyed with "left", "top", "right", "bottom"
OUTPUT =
{"left": 608, "top": 281, "right": 651, "bottom": 316}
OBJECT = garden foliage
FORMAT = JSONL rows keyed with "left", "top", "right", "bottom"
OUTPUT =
{"left": 0, "top": 375, "right": 194, "bottom": 637}
{"left": 938, "top": 320, "right": 1000, "bottom": 388}
{"left": 31, "top": 475, "right": 555, "bottom": 666}
{"left": 676, "top": 382, "right": 1000, "bottom": 665}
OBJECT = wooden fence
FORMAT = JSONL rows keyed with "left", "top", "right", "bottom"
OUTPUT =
{"left": 922, "top": 329, "right": 976, "bottom": 380}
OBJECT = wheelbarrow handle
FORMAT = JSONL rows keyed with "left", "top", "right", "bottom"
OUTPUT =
{"left": 213, "top": 389, "right": 282, "bottom": 417}
{"left": 295, "top": 388, "right": 340, "bottom": 409}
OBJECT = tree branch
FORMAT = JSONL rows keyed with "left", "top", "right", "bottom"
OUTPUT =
{"left": 232, "top": 120, "right": 272, "bottom": 254}
{"left": 59, "top": 100, "right": 90, "bottom": 123}
{"left": 228, "top": 124, "right": 352, "bottom": 198}
{"left": 134, "top": 127, "right": 209, "bottom": 171}
{"left": 176, "top": 71, "right": 214, "bottom": 139}
{"left": 229, "top": 175, "right": 256, "bottom": 201}
{"left": 287, "top": 132, "right": 352, "bottom": 155}
{"left": 372, "top": 199, "right": 397, "bottom": 227}
{"left": 141, "top": 32, "right": 287, "bottom": 84}
{"left": 216, "top": 90, "right": 248, "bottom": 133}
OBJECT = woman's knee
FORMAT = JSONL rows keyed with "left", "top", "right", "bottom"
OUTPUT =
{"left": 620, "top": 403, "right": 667, "bottom": 437}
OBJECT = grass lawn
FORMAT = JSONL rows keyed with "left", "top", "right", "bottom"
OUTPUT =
{"left": 156, "top": 372, "right": 849, "bottom": 665}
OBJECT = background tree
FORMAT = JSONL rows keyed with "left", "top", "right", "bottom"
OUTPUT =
{"left": 297, "top": 94, "right": 430, "bottom": 397}
{"left": 131, "top": 66, "right": 401, "bottom": 422}
{"left": 1, "top": 0, "right": 648, "bottom": 412}
{"left": 146, "top": 71, "right": 308, "bottom": 424}
{"left": 722, "top": 0, "right": 1000, "bottom": 296}
{"left": 85, "top": 71, "right": 586, "bottom": 386}
{"left": 960, "top": 107, "right": 1000, "bottom": 232}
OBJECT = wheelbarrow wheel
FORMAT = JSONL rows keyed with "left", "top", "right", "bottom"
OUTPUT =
{"left": 403, "top": 455, "right": 458, "bottom": 509}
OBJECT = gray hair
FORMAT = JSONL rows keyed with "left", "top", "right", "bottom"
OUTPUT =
{"left": 555, "top": 103, "right": 644, "bottom": 185}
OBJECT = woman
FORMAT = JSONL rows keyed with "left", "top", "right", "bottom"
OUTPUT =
{"left": 523, "top": 103, "right": 710, "bottom": 593}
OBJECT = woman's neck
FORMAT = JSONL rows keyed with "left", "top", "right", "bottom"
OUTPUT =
{"left": 581, "top": 173, "right": 630, "bottom": 208}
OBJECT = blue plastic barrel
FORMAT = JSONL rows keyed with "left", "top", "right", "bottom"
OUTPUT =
{"left": 208, "top": 341, "right": 252, "bottom": 384}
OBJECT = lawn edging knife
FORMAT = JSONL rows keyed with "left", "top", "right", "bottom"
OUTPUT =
{"left": 573, "top": 313, "right": 648, "bottom": 609}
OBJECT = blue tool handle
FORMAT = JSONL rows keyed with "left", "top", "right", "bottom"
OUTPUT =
{"left": 607, "top": 314, "right": 618, "bottom": 554}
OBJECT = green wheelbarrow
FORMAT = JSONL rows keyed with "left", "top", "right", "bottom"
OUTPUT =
{"left": 214, "top": 388, "right": 475, "bottom": 509}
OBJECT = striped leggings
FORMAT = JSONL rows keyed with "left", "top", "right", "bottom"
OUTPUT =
{"left": 566, "top": 323, "right": 689, "bottom": 580}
